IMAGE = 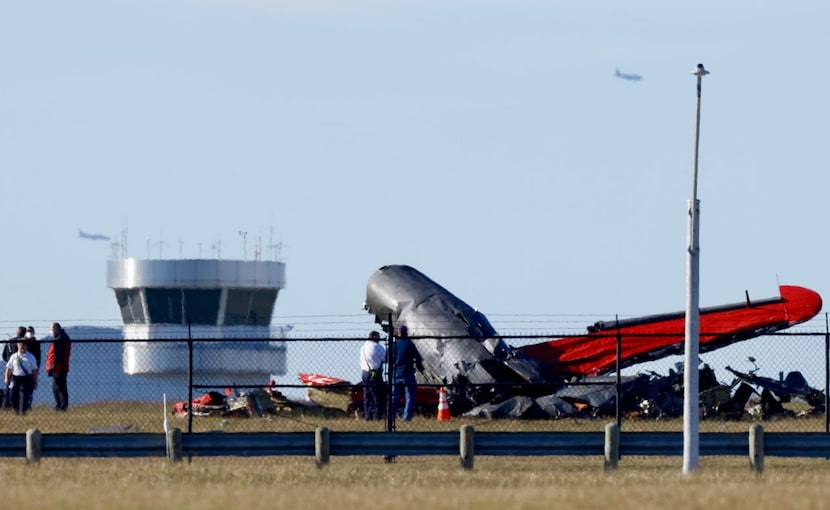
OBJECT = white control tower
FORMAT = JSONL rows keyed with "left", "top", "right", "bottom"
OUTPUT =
{"left": 107, "top": 258, "right": 287, "bottom": 385}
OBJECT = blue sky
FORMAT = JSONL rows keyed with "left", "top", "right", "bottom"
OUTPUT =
{"left": 2, "top": 0, "right": 828, "bottom": 354}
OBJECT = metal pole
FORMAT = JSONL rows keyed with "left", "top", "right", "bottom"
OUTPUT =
{"left": 384, "top": 314, "right": 396, "bottom": 464}
{"left": 386, "top": 313, "right": 395, "bottom": 433}
{"left": 824, "top": 313, "right": 828, "bottom": 433}
{"left": 187, "top": 319, "right": 193, "bottom": 435}
{"left": 683, "top": 63, "right": 708, "bottom": 474}
{"left": 615, "top": 315, "right": 622, "bottom": 427}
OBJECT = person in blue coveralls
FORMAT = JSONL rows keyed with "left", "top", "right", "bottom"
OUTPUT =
{"left": 391, "top": 324, "right": 424, "bottom": 422}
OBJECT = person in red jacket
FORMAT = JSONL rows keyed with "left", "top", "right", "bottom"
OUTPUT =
{"left": 46, "top": 322, "right": 72, "bottom": 411}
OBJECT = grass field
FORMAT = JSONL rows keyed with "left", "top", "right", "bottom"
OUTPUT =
{"left": 0, "top": 401, "right": 826, "bottom": 434}
{"left": 3, "top": 403, "right": 830, "bottom": 509}
{"left": 3, "top": 455, "right": 830, "bottom": 510}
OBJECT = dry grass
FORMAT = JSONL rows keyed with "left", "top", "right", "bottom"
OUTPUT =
{"left": 2, "top": 455, "right": 830, "bottom": 510}
{"left": 1, "top": 401, "right": 826, "bottom": 434}
{"left": 3, "top": 403, "right": 830, "bottom": 510}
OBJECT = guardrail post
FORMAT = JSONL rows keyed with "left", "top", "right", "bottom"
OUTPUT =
{"left": 26, "top": 429, "right": 41, "bottom": 465}
{"left": 166, "top": 428, "right": 183, "bottom": 463}
{"left": 749, "top": 424, "right": 764, "bottom": 474}
{"left": 604, "top": 422, "right": 619, "bottom": 470}
{"left": 459, "top": 424, "right": 474, "bottom": 470}
{"left": 315, "top": 427, "right": 330, "bottom": 467}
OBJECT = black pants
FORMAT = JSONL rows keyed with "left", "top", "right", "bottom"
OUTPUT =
{"left": 1, "top": 383, "right": 11, "bottom": 409}
{"left": 10, "top": 375, "right": 34, "bottom": 415}
{"left": 361, "top": 370, "right": 385, "bottom": 420}
{"left": 52, "top": 373, "right": 69, "bottom": 411}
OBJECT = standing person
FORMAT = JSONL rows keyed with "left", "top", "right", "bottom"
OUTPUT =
{"left": 46, "top": 322, "right": 72, "bottom": 411}
{"left": 2, "top": 326, "right": 25, "bottom": 363}
{"left": 3, "top": 340, "right": 38, "bottom": 415}
{"left": 24, "top": 326, "right": 41, "bottom": 367}
{"left": 391, "top": 324, "right": 424, "bottom": 422}
{"left": 23, "top": 326, "right": 40, "bottom": 409}
{"left": 360, "top": 330, "right": 386, "bottom": 421}
{"left": 1, "top": 326, "right": 26, "bottom": 410}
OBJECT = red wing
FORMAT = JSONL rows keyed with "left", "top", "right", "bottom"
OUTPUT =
{"left": 519, "top": 286, "right": 822, "bottom": 377}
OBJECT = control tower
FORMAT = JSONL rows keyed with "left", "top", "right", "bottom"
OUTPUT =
{"left": 107, "top": 258, "right": 287, "bottom": 386}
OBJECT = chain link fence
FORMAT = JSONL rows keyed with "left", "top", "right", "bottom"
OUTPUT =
{"left": 1, "top": 320, "right": 827, "bottom": 436}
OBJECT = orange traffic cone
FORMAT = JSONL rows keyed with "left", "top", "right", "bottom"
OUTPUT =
{"left": 437, "top": 386, "right": 451, "bottom": 421}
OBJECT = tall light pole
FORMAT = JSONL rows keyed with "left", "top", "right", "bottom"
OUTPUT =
{"left": 683, "top": 62, "right": 709, "bottom": 474}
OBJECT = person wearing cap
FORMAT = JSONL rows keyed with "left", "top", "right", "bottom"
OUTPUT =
{"left": 23, "top": 326, "right": 41, "bottom": 366}
{"left": 391, "top": 324, "right": 424, "bottom": 422}
{"left": 3, "top": 340, "right": 38, "bottom": 415}
{"left": 46, "top": 322, "right": 72, "bottom": 411}
{"left": 1, "top": 326, "right": 26, "bottom": 410}
{"left": 359, "top": 330, "right": 387, "bottom": 421}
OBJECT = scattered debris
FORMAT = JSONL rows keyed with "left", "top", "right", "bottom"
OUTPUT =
{"left": 171, "top": 358, "right": 825, "bottom": 421}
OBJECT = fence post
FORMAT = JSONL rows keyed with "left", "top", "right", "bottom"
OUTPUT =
{"left": 615, "top": 317, "right": 622, "bottom": 427}
{"left": 749, "top": 424, "right": 764, "bottom": 474}
{"left": 386, "top": 312, "right": 396, "bottom": 434}
{"left": 459, "top": 424, "right": 474, "bottom": 470}
{"left": 26, "top": 429, "right": 41, "bottom": 465}
{"left": 187, "top": 320, "right": 193, "bottom": 434}
{"left": 316, "top": 426, "right": 330, "bottom": 467}
{"left": 604, "top": 422, "right": 619, "bottom": 470}
{"left": 166, "top": 428, "right": 183, "bottom": 463}
{"left": 825, "top": 313, "right": 828, "bottom": 433}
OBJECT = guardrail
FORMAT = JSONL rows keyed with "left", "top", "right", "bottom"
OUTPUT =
{"left": 2, "top": 424, "right": 827, "bottom": 472}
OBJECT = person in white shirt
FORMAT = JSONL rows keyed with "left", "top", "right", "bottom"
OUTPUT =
{"left": 359, "top": 330, "right": 387, "bottom": 420}
{"left": 4, "top": 341, "right": 38, "bottom": 415}
{"left": 1, "top": 326, "right": 25, "bottom": 410}
{"left": 23, "top": 326, "right": 39, "bottom": 409}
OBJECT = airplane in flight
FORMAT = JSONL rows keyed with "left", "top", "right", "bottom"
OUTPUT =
{"left": 615, "top": 68, "right": 643, "bottom": 81}
{"left": 363, "top": 264, "right": 821, "bottom": 411}
{"left": 78, "top": 228, "right": 111, "bottom": 241}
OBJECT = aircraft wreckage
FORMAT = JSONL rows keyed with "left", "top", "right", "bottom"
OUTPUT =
{"left": 361, "top": 264, "right": 823, "bottom": 416}
{"left": 172, "top": 265, "right": 823, "bottom": 420}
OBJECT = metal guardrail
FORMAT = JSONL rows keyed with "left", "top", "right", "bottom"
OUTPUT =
{"left": 0, "top": 432, "right": 168, "bottom": 459}
{"left": 182, "top": 431, "right": 316, "bottom": 457}
{"left": 619, "top": 431, "right": 750, "bottom": 456}
{"left": 2, "top": 427, "right": 828, "bottom": 469}
{"left": 764, "top": 432, "right": 830, "bottom": 457}
{"left": 0, "top": 430, "right": 606, "bottom": 459}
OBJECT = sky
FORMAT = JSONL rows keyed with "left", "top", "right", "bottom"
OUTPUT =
{"left": 2, "top": 1, "right": 829, "bottom": 381}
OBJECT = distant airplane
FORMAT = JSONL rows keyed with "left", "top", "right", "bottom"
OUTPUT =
{"left": 78, "top": 228, "right": 111, "bottom": 241}
{"left": 615, "top": 68, "right": 642, "bottom": 81}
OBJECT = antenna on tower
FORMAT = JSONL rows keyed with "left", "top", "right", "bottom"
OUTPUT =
{"left": 267, "top": 226, "right": 284, "bottom": 262}
{"left": 253, "top": 230, "right": 262, "bottom": 261}
{"left": 152, "top": 238, "right": 165, "bottom": 259}
{"left": 239, "top": 230, "right": 248, "bottom": 260}
{"left": 270, "top": 241, "right": 284, "bottom": 262}
{"left": 109, "top": 229, "right": 125, "bottom": 260}
{"left": 110, "top": 240, "right": 121, "bottom": 260}
{"left": 122, "top": 228, "right": 128, "bottom": 258}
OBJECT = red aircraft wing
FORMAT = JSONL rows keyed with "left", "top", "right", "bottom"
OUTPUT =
{"left": 519, "top": 285, "right": 822, "bottom": 377}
